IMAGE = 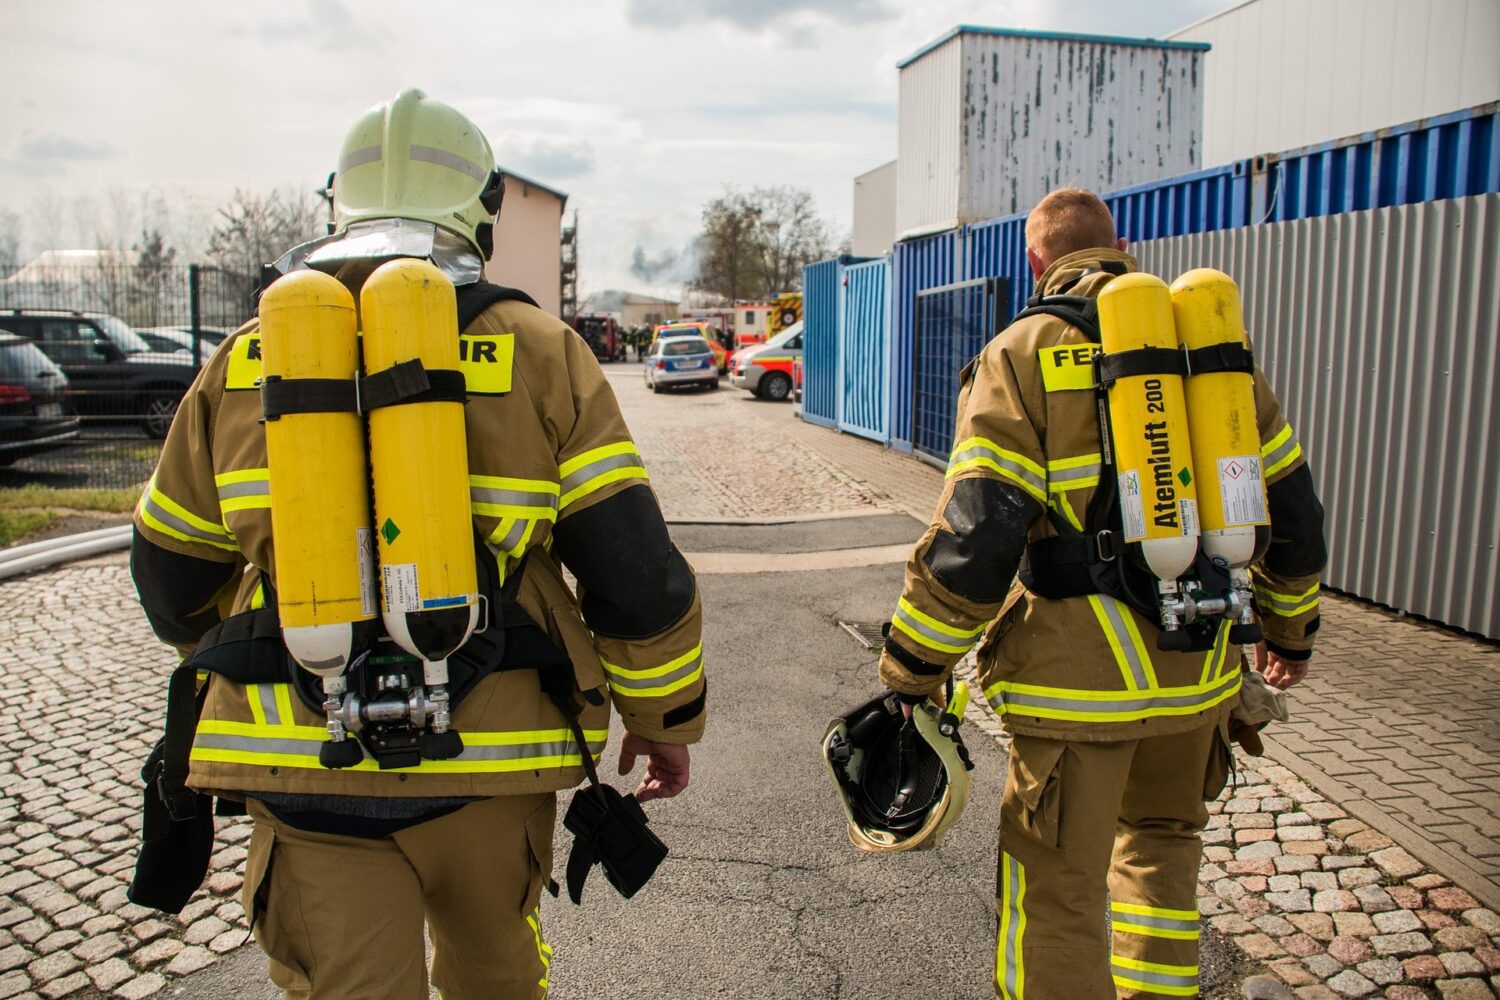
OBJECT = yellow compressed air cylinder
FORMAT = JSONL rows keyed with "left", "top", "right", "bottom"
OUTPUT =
{"left": 1171, "top": 269, "right": 1268, "bottom": 575}
{"left": 1096, "top": 273, "right": 1200, "bottom": 582}
{"left": 259, "top": 270, "right": 376, "bottom": 676}
{"left": 360, "top": 258, "right": 478, "bottom": 662}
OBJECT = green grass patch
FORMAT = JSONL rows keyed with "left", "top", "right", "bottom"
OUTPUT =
{"left": 0, "top": 509, "right": 59, "bottom": 547}
{"left": 0, "top": 484, "right": 143, "bottom": 513}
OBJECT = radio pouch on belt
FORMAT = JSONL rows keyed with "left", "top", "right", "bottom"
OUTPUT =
{"left": 541, "top": 669, "right": 668, "bottom": 905}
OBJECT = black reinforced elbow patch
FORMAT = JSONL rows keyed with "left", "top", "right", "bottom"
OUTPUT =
{"left": 1265, "top": 464, "right": 1328, "bottom": 578}
{"left": 922, "top": 478, "right": 1042, "bottom": 604}
{"left": 130, "top": 528, "right": 239, "bottom": 647}
{"left": 551, "top": 484, "right": 695, "bottom": 640}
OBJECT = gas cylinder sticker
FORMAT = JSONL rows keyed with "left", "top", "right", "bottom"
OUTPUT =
{"left": 1218, "top": 455, "right": 1267, "bottom": 526}
{"left": 382, "top": 563, "right": 420, "bottom": 613}
{"left": 356, "top": 528, "right": 377, "bottom": 617}
{"left": 1179, "top": 498, "right": 1199, "bottom": 536}
{"left": 1119, "top": 470, "right": 1146, "bottom": 541}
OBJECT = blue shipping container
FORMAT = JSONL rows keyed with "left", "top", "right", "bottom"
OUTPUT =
{"left": 837, "top": 258, "right": 892, "bottom": 443}
{"left": 890, "top": 232, "right": 959, "bottom": 453}
{"left": 800, "top": 257, "right": 843, "bottom": 428}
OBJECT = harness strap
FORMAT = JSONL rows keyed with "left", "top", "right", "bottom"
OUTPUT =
{"left": 1095, "top": 346, "right": 1188, "bottom": 386}
{"left": 261, "top": 377, "right": 358, "bottom": 420}
{"left": 359, "top": 361, "right": 467, "bottom": 411}
{"left": 1186, "top": 342, "right": 1255, "bottom": 376}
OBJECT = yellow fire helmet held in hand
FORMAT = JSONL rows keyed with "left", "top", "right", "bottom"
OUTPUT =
{"left": 332, "top": 88, "right": 506, "bottom": 260}
{"left": 823, "top": 683, "right": 974, "bottom": 853}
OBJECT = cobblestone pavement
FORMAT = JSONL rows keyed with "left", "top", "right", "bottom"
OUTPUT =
{"left": 1, "top": 363, "right": 1497, "bottom": 999}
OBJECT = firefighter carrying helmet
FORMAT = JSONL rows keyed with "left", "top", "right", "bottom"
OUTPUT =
{"left": 823, "top": 684, "right": 974, "bottom": 853}
{"left": 332, "top": 88, "right": 506, "bottom": 260}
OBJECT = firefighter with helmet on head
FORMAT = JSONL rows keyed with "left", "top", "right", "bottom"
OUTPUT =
{"left": 876, "top": 187, "right": 1325, "bottom": 999}
{"left": 128, "top": 88, "right": 706, "bottom": 999}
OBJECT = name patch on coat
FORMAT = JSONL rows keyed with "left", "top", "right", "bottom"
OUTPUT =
{"left": 1038, "top": 344, "right": 1100, "bottom": 393}
{"left": 459, "top": 334, "right": 514, "bottom": 395}
{"left": 224, "top": 335, "right": 263, "bottom": 391}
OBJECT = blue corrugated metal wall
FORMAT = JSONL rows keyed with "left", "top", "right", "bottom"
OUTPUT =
{"left": 1255, "top": 102, "right": 1500, "bottom": 223}
{"left": 889, "top": 232, "right": 958, "bottom": 453}
{"left": 801, "top": 257, "right": 842, "bottom": 428}
{"left": 836, "top": 258, "right": 892, "bottom": 443}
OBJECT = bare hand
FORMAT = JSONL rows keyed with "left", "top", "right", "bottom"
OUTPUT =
{"left": 618, "top": 733, "right": 690, "bottom": 802}
{"left": 1254, "top": 641, "right": 1309, "bottom": 690}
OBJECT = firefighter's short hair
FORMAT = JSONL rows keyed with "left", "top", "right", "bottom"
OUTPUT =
{"left": 1025, "top": 187, "right": 1118, "bottom": 262}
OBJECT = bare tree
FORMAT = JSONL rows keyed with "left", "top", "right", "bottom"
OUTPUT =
{"left": 0, "top": 210, "right": 20, "bottom": 272}
{"left": 692, "top": 185, "right": 836, "bottom": 301}
{"left": 207, "top": 187, "right": 324, "bottom": 279}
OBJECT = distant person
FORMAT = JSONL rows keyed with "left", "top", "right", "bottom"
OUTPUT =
{"left": 873, "top": 187, "right": 1325, "bottom": 998}
{"left": 129, "top": 88, "right": 706, "bottom": 999}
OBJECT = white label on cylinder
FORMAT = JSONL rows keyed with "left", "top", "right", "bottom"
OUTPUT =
{"left": 1179, "top": 498, "right": 1199, "bottom": 536}
{"left": 1218, "top": 455, "right": 1268, "bottom": 526}
{"left": 357, "top": 528, "right": 377, "bottom": 617}
{"left": 1119, "top": 470, "right": 1146, "bottom": 541}
{"left": 382, "top": 563, "right": 420, "bottom": 613}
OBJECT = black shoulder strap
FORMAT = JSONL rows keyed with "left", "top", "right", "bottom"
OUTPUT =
{"left": 1008, "top": 295, "right": 1101, "bottom": 342}
{"left": 457, "top": 280, "right": 539, "bottom": 330}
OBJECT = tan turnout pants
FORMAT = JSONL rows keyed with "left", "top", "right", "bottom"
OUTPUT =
{"left": 243, "top": 794, "right": 557, "bottom": 1000}
{"left": 994, "top": 721, "right": 1231, "bottom": 999}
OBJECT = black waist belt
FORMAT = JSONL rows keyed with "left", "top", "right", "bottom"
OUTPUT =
{"left": 1020, "top": 532, "right": 1122, "bottom": 599}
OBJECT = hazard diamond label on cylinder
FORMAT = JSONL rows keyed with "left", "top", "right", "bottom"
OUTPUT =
{"left": 1218, "top": 455, "right": 1267, "bottom": 526}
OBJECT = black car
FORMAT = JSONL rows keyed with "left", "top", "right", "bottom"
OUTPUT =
{"left": 0, "top": 310, "right": 199, "bottom": 438}
{"left": 0, "top": 330, "right": 81, "bottom": 465}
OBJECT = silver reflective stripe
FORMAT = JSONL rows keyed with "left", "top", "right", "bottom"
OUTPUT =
{"left": 257, "top": 686, "right": 282, "bottom": 727}
{"left": 1048, "top": 462, "right": 1101, "bottom": 486}
{"left": 1112, "top": 961, "right": 1197, "bottom": 990}
{"left": 606, "top": 651, "right": 703, "bottom": 692}
{"left": 456, "top": 739, "right": 606, "bottom": 763}
{"left": 140, "top": 492, "right": 229, "bottom": 545}
{"left": 997, "top": 671, "right": 1241, "bottom": 716}
{"left": 470, "top": 486, "right": 558, "bottom": 511}
{"left": 339, "top": 145, "right": 382, "bottom": 172}
{"left": 1000, "top": 852, "right": 1025, "bottom": 999}
{"left": 1263, "top": 431, "right": 1300, "bottom": 471}
{"left": 949, "top": 444, "right": 1046, "bottom": 494}
{"left": 1097, "top": 596, "right": 1151, "bottom": 689}
{"left": 495, "top": 519, "right": 528, "bottom": 553}
{"left": 1113, "top": 913, "right": 1198, "bottom": 934}
{"left": 410, "top": 144, "right": 487, "bottom": 181}
{"left": 195, "top": 733, "right": 325, "bottom": 757}
{"left": 217, "top": 479, "right": 269, "bottom": 501}
{"left": 560, "top": 452, "right": 645, "bottom": 495}
{"left": 894, "top": 604, "right": 976, "bottom": 652}
{"left": 1254, "top": 588, "right": 1318, "bottom": 615}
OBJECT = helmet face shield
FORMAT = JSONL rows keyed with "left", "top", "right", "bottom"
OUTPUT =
{"left": 823, "top": 689, "right": 974, "bottom": 853}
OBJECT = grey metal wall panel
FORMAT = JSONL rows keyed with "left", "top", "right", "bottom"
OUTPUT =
{"left": 1133, "top": 194, "right": 1500, "bottom": 639}
{"left": 896, "top": 36, "right": 963, "bottom": 238}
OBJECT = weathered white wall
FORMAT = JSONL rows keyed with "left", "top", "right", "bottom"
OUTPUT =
{"left": 896, "top": 35, "right": 963, "bottom": 239}
{"left": 1172, "top": 0, "right": 1500, "bottom": 165}
{"left": 852, "top": 160, "right": 898, "bottom": 256}
{"left": 485, "top": 175, "right": 565, "bottom": 316}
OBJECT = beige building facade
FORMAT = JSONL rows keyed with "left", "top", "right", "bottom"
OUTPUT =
{"left": 484, "top": 169, "right": 567, "bottom": 316}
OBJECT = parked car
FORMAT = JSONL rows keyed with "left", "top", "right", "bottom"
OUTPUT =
{"left": 652, "top": 322, "right": 729, "bottom": 374}
{"left": 0, "top": 309, "right": 200, "bottom": 438}
{"left": 570, "top": 312, "right": 626, "bottom": 362}
{"left": 729, "top": 321, "right": 802, "bottom": 401}
{"left": 0, "top": 330, "right": 82, "bottom": 465}
{"left": 644, "top": 337, "right": 719, "bottom": 393}
{"left": 135, "top": 325, "right": 230, "bottom": 357}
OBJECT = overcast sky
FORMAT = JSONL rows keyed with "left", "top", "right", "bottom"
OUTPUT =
{"left": 1, "top": 0, "right": 1224, "bottom": 297}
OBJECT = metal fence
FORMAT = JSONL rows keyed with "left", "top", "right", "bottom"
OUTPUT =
{"left": 911, "top": 277, "right": 1005, "bottom": 466}
{"left": 801, "top": 257, "right": 848, "bottom": 429}
{"left": 890, "top": 232, "right": 959, "bottom": 452}
{"left": 1133, "top": 194, "right": 1500, "bottom": 640}
{"left": 0, "top": 262, "right": 257, "bottom": 490}
{"left": 837, "top": 258, "right": 891, "bottom": 443}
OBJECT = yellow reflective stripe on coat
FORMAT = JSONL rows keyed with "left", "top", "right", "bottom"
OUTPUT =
{"left": 1111, "top": 955, "right": 1199, "bottom": 996}
{"left": 1200, "top": 621, "right": 1233, "bottom": 685}
{"left": 469, "top": 474, "right": 559, "bottom": 520}
{"left": 139, "top": 478, "right": 237, "bottom": 552}
{"left": 601, "top": 644, "right": 703, "bottom": 698}
{"left": 215, "top": 468, "right": 271, "bottom": 514}
{"left": 1046, "top": 453, "right": 1101, "bottom": 492}
{"left": 891, "top": 597, "right": 986, "bottom": 657}
{"left": 1253, "top": 581, "right": 1320, "bottom": 617}
{"left": 985, "top": 670, "right": 1242, "bottom": 724}
{"left": 1087, "top": 595, "right": 1158, "bottom": 691}
{"left": 1260, "top": 424, "right": 1304, "bottom": 479}
{"left": 526, "top": 907, "right": 552, "bottom": 991}
{"left": 996, "top": 852, "right": 1028, "bottom": 1000}
{"left": 947, "top": 437, "right": 1047, "bottom": 503}
{"left": 558, "top": 442, "right": 648, "bottom": 512}
{"left": 192, "top": 720, "right": 607, "bottom": 773}
{"left": 1111, "top": 901, "right": 1199, "bottom": 941}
